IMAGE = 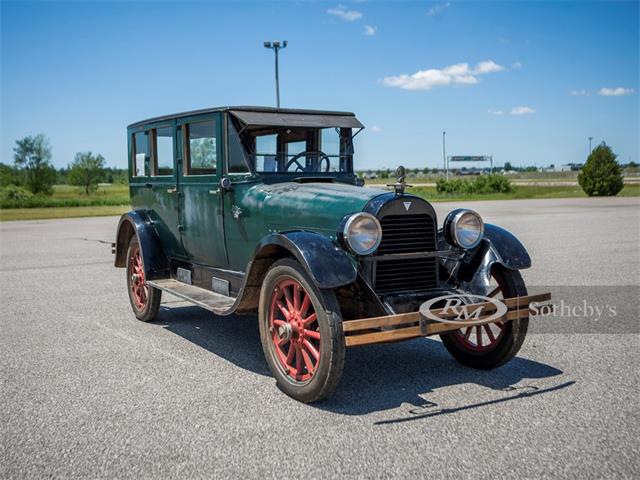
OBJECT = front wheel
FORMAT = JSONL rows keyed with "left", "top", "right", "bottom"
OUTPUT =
{"left": 440, "top": 266, "right": 529, "bottom": 369}
{"left": 258, "top": 258, "right": 345, "bottom": 403}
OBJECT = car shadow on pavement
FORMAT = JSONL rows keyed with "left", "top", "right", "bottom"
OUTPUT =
{"left": 157, "top": 305, "right": 272, "bottom": 376}
{"left": 316, "top": 339, "right": 568, "bottom": 417}
{"left": 157, "top": 304, "right": 566, "bottom": 416}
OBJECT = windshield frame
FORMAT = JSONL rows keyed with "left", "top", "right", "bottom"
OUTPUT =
{"left": 226, "top": 115, "right": 357, "bottom": 177}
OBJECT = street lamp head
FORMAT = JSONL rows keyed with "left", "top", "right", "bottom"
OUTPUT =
{"left": 264, "top": 41, "right": 272, "bottom": 49}
{"left": 282, "top": 40, "right": 288, "bottom": 48}
{"left": 272, "top": 41, "right": 281, "bottom": 48}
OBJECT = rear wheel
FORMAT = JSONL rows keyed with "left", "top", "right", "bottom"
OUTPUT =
{"left": 126, "top": 236, "right": 161, "bottom": 322}
{"left": 258, "top": 258, "right": 345, "bottom": 403}
{"left": 440, "top": 266, "right": 528, "bottom": 369}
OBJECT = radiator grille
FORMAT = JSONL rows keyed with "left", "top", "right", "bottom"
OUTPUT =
{"left": 377, "top": 214, "right": 437, "bottom": 254}
{"left": 374, "top": 213, "right": 438, "bottom": 295}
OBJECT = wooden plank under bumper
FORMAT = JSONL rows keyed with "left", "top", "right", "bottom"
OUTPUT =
{"left": 342, "top": 292, "right": 551, "bottom": 347}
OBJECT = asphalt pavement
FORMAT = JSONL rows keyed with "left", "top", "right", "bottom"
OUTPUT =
{"left": 1, "top": 197, "right": 639, "bottom": 479}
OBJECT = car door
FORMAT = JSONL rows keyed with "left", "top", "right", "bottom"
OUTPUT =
{"left": 221, "top": 113, "right": 266, "bottom": 271}
{"left": 145, "top": 121, "right": 185, "bottom": 259}
{"left": 177, "top": 113, "right": 228, "bottom": 267}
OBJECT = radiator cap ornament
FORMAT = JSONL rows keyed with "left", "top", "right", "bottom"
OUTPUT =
{"left": 388, "top": 165, "right": 411, "bottom": 195}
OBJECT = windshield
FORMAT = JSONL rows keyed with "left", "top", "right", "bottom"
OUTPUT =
{"left": 230, "top": 120, "right": 355, "bottom": 175}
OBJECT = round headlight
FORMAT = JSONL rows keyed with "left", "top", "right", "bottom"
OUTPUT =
{"left": 444, "top": 209, "right": 484, "bottom": 249}
{"left": 342, "top": 213, "right": 382, "bottom": 255}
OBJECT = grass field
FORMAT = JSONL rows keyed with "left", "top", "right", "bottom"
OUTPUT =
{"left": 1, "top": 182, "right": 638, "bottom": 221}
{"left": 0, "top": 184, "right": 129, "bottom": 209}
{"left": 0, "top": 205, "right": 130, "bottom": 222}
{"left": 51, "top": 184, "right": 129, "bottom": 201}
{"left": 409, "top": 183, "right": 640, "bottom": 202}
{"left": 362, "top": 171, "right": 640, "bottom": 185}
{"left": 0, "top": 184, "right": 130, "bottom": 221}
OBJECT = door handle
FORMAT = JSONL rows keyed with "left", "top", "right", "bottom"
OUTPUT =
{"left": 208, "top": 189, "right": 220, "bottom": 195}
{"left": 167, "top": 187, "right": 178, "bottom": 194}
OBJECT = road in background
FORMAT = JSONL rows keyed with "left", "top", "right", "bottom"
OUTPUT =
{"left": 1, "top": 197, "right": 639, "bottom": 478}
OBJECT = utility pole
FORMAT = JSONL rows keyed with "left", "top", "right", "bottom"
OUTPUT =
{"left": 263, "top": 41, "right": 287, "bottom": 108}
{"left": 442, "top": 131, "right": 447, "bottom": 180}
{"left": 588, "top": 136, "right": 593, "bottom": 154}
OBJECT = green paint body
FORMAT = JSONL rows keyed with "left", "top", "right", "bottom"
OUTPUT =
{"left": 128, "top": 111, "right": 388, "bottom": 270}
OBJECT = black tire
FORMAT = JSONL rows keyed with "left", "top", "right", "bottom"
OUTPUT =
{"left": 126, "top": 235, "right": 161, "bottom": 322}
{"left": 440, "top": 266, "right": 529, "bottom": 369}
{"left": 258, "top": 258, "right": 345, "bottom": 403}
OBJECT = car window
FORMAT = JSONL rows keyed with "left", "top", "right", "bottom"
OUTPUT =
{"left": 133, "top": 131, "right": 150, "bottom": 177}
{"left": 255, "top": 134, "right": 278, "bottom": 172}
{"left": 248, "top": 127, "right": 354, "bottom": 174}
{"left": 227, "top": 120, "right": 250, "bottom": 174}
{"left": 153, "top": 126, "right": 174, "bottom": 176}
{"left": 186, "top": 120, "right": 217, "bottom": 175}
{"left": 320, "top": 128, "right": 342, "bottom": 172}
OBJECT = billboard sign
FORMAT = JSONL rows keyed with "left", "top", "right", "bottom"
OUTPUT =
{"left": 449, "top": 156, "right": 490, "bottom": 162}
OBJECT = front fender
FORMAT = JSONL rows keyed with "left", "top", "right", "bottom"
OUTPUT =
{"left": 254, "top": 231, "right": 357, "bottom": 289}
{"left": 114, "top": 210, "right": 170, "bottom": 281}
{"left": 483, "top": 224, "right": 531, "bottom": 270}
{"left": 441, "top": 224, "right": 531, "bottom": 295}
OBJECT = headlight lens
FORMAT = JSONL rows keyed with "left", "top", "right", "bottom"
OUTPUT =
{"left": 342, "top": 213, "right": 382, "bottom": 255}
{"left": 444, "top": 209, "right": 484, "bottom": 249}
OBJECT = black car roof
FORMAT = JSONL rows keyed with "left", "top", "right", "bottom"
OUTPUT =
{"left": 128, "top": 106, "right": 358, "bottom": 129}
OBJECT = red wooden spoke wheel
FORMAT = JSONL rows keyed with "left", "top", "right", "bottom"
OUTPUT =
{"left": 125, "top": 236, "right": 161, "bottom": 322}
{"left": 268, "top": 278, "right": 321, "bottom": 382}
{"left": 259, "top": 258, "right": 345, "bottom": 403}
{"left": 451, "top": 280, "right": 506, "bottom": 353}
{"left": 128, "top": 244, "right": 148, "bottom": 311}
{"left": 440, "top": 266, "right": 529, "bottom": 369}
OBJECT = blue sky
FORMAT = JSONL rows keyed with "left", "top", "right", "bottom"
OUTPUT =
{"left": 1, "top": 1, "right": 638, "bottom": 170}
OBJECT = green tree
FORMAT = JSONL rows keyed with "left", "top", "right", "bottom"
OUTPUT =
{"left": 504, "top": 161, "right": 513, "bottom": 171}
{"left": 13, "top": 134, "right": 56, "bottom": 195}
{"left": 68, "top": 152, "right": 107, "bottom": 194}
{"left": 578, "top": 143, "right": 624, "bottom": 196}
{"left": 0, "top": 163, "right": 21, "bottom": 186}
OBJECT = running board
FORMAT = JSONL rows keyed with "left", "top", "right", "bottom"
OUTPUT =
{"left": 146, "top": 279, "right": 236, "bottom": 314}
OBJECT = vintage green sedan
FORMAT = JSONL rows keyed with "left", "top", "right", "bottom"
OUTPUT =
{"left": 114, "top": 106, "right": 540, "bottom": 402}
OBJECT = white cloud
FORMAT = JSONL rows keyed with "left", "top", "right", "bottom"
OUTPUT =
{"left": 382, "top": 60, "right": 505, "bottom": 91}
{"left": 511, "top": 62, "right": 522, "bottom": 70}
{"left": 510, "top": 106, "right": 535, "bottom": 115}
{"left": 570, "top": 89, "right": 590, "bottom": 96}
{"left": 474, "top": 60, "right": 505, "bottom": 74}
{"left": 370, "top": 125, "right": 382, "bottom": 132}
{"left": 327, "top": 4, "right": 362, "bottom": 22}
{"left": 598, "top": 87, "right": 635, "bottom": 97}
{"left": 488, "top": 109, "right": 504, "bottom": 115}
{"left": 427, "top": 2, "right": 451, "bottom": 16}
{"left": 364, "top": 25, "right": 377, "bottom": 36}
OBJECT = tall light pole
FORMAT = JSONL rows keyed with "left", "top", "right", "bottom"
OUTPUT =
{"left": 264, "top": 40, "right": 287, "bottom": 108}
{"left": 588, "top": 136, "right": 593, "bottom": 154}
{"left": 442, "top": 131, "right": 447, "bottom": 180}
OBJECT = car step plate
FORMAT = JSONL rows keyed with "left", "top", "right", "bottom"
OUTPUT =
{"left": 146, "top": 278, "right": 236, "bottom": 314}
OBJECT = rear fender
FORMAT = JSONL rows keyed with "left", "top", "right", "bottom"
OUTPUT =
{"left": 114, "top": 210, "right": 170, "bottom": 281}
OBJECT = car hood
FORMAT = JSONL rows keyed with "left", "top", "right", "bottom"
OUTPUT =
{"left": 260, "top": 182, "right": 387, "bottom": 233}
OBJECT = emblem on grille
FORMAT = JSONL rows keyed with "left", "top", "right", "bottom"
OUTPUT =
{"left": 403, "top": 201, "right": 411, "bottom": 211}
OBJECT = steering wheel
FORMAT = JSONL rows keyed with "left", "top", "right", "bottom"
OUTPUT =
{"left": 285, "top": 151, "right": 332, "bottom": 173}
